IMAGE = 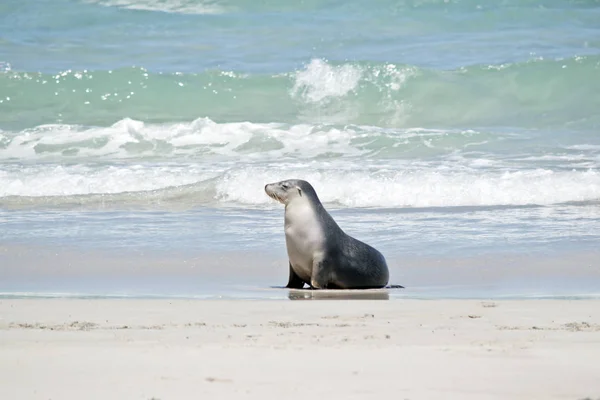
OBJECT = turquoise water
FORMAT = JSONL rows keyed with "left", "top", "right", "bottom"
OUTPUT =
{"left": 1, "top": 0, "right": 600, "bottom": 298}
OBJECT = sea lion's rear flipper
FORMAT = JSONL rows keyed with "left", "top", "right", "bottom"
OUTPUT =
{"left": 386, "top": 284, "right": 405, "bottom": 289}
{"left": 286, "top": 262, "right": 305, "bottom": 289}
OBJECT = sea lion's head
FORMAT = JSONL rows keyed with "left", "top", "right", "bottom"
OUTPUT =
{"left": 264, "top": 179, "right": 318, "bottom": 205}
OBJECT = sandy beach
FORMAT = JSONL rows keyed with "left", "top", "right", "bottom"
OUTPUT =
{"left": 3, "top": 1, "right": 600, "bottom": 399}
{"left": 1, "top": 298, "right": 599, "bottom": 400}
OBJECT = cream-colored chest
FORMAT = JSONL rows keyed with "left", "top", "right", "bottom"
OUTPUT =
{"left": 284, "top": 202, "right": 324, "bottom": 279}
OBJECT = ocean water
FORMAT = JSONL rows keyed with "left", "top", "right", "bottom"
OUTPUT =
{"left": 1, "top": 0, "right": 600, "bottom": 299}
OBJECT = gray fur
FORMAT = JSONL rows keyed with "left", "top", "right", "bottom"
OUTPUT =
{"left": 265, "top": 179, "right": 390, "bottom": 289}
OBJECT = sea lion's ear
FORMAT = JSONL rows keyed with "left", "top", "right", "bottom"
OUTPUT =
{"left": 297, "top": 187, "right": 302, "bottom": 196}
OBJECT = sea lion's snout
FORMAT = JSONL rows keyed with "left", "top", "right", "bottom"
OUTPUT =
{"left": 265, "top": 183, "right": 276, "bottom": 196}
{"left": 265, "top": 179, "right": 307, "bottom": 205}
{"left": 265, "top": 182, "right": 284, "bottom": 203}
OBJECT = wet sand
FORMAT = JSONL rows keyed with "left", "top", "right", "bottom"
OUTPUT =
{"left": 1, "top": 299, "right": 599, "bottom": 400}
{"left": 3, "top": 243, "right": 600, "bottom": 299}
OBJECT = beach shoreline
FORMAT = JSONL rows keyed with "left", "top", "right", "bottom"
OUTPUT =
{"left": 1, "top": 298, "right": 599, "bottom": 400}
{"left": 2, "top": 242, "right": 600, "bottom": 300}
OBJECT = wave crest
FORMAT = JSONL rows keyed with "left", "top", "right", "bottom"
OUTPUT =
{"left": 83, "top": 0, "right": 227, "bottom": 14}
{"left": 2, "top": 56, "right": 599, "bottom": 130}
{"left": 1, "top": 161, "right": 599, "bottom": 209}
{"left": 1, "top": 118, "right": 490, "bottom": 161}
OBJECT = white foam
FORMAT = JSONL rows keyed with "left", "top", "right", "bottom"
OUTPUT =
{"left": 291, "top": 59, "right": 363, "bottom": 103}
{"left": 569, "top": 144, "right": 600, "bottom": 151}
{"left": 0, "top": 118, "right": 399, "bottom": 161}
{"left": 2, "top": 161, "right": 599, "bottom": 207}
{"left": 216, "top": 167, "right": 600, "bottom": 208}
{"left": 84, "top": 0, "right": 226, "bottom": 14}
{"left": 289, "top": 59, "right": 417, "bottom": 125}
{"left": 0, "top": 164, "right": 213, "bottom": 197}
{"left": 2, "top": 118, "right": 599, "bottom": 207}
{"left": 290, "top": 59, "right": 416, "bottom": 105}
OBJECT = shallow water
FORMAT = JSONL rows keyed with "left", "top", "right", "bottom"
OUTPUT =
{"left": 1, "top": 206, "right": 599, "bottom": 299}
{"left": 1, "top": 0, "right": 600, "bottom": 298}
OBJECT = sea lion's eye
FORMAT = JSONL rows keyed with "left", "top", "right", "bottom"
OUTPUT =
{"left": 281, "top": 183, "right": 289, "bottom": 189}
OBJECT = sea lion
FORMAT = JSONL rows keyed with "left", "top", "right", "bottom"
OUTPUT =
{"left": 265, "top": 179, "right": 396, "bottom": 290}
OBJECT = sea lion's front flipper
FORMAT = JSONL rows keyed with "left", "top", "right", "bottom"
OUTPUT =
{"left": 286, "top": 262, "right": 305, "bottom": 289}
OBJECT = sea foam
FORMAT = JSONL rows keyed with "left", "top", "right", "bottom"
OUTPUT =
{"left": 2, "top": 160, "right": 599, "bottom": 209}
{"left": 84, "top": 0, "right": 227, "bottom": 14}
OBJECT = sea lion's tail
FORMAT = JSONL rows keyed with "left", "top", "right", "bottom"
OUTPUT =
{"left": 386, "top": 284, "right": 405, "bottom": 289}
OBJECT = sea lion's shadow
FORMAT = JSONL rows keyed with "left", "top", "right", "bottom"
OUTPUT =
{"left": 269, "top": 286, "right": 403, "bottom": 301}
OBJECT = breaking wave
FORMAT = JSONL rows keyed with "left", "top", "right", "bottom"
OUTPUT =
{"left": 2, "top": 56, "right": 599, "bottom": 130}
